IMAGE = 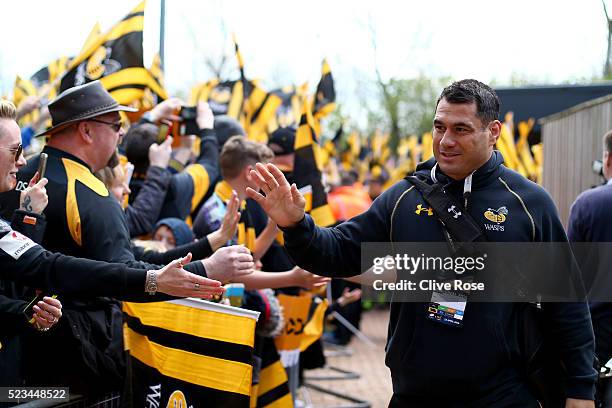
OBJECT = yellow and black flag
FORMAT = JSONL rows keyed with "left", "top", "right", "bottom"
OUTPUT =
{"left": 123, "top": 299, "right": 259, "bottom": 407}
{"left": 255, "top": 338, "right": 292, "bottom": 408}
{"left": 29, "top": 23, "right": 99, "bottom": 101}
{"left": 30, "top": 56, "right": 72, "bottom": 91}
{"left": 130, "top": 53, "right": 168, "bottom": 113}
{"left": 190, "top": 79, "right": 250, "bottom": 119}
{"left": 193, "top": 78, "right": 280, "bottom": 143}
{"left": 13, "top": 76, "right": 39, "bottom": 125}
{"left": 293, "top": 98, "right": 336, "bottom": 227}
{"left": 145, "top": 53, "right": 168, "bottom": 104}
{"left": 312, "top": 59, "right": 336, "bottom": 121}
{"left": 59, "top": 1, "right": 164, "bottom": 105}
{"left": 242, "top": 82, "right": 282, "bottom": 143}
{"left": 233, "top": 33, "right": 246, "bottom": 89}
{"left": 230, "top": 35, "right": 282, "bottom": 142}
{"left": 269, "top": 85, "right": 302, "bottom": 131}
{"left": 80, "top": 22, "right": 104, "bottom": 55}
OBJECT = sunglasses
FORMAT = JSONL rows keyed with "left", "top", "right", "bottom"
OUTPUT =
{"left": 0, "top": 144, "right": 23, "bottom": 161}
{"left": 89, "top": 119, "right": 123, "bottom": 132}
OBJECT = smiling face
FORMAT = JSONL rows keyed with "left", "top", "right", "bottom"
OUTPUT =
{"left": 432, "top": 98, "right": 500, "bottom": 180}
{"left": 0, "top": 118, "right": 26, "bottom": 193}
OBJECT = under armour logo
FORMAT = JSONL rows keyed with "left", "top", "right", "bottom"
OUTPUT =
{"left": 415, "top": 204, "right": 433, "bottom": 216}
{"left": 448, "top": 205, "right": 461, "bottom": 219}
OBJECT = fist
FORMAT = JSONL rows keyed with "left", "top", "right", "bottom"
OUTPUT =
{"left": 148, "top": 136, "right": 173, "bottom": 168}
{"left": 20, "top": 173, "right": 48, "bottom": 214}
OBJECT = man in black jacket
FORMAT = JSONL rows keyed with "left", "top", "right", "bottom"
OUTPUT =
{"left": 247, "top": 79, "right": 597, "bottom": 407}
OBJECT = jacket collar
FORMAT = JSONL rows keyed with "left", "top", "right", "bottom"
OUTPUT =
{"left": 415, "top": 150, "right": 505, "bottom": 191}
{"left": 214, "top": 180, "right": 247, "bottom": 210}
{"left": 42, "top": 145, "right": 93, "bottom": 172}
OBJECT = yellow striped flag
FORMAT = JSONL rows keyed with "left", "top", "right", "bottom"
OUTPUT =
{"left": 421, "top": 132, "right": 434, "bottom": 162}
{"left": 127, "top": 53, "right": 168, "bottom": 115}
{"left": 293, "top": 98, "right": 336, "bottom": 227}
{"left": 312, "top": 59, "right": 336, "bottom": 121}
{"left": 516, "top": 119, "right": 537, "bottom": 180}
{"left": 80, "top": 22, "right": 103, "bottom": 55}
{"left": 256, "top": 338, "right": 292, "bottom": 408}
{"left": 59, "top": 1, "right": 164, "bottom": 105}
{"left": 13, "top": 76, "right": 39, "bottom": 125}
{"left": 242, "top": 82, "right": 282, "bottom": 143}
{"left": 190, "top": 79, "right": 244, "bottom": 118}
{"left": 531, "top": 143, "right": 543, "bottom": 184}
{"left": 233, "top": 33, "right": 246, "bottom": 79}
{"left": 30, "top": 56, "right": 72, "bottom": 91}
{"left": 123, "top": 298, "right": 259, "bottom": 407}
{"left": 269, "top": 85, "right": 302, "bottom": 131}
{"left": 146, "top": 53, "right": 168, "bottom": 102}
{"left": 227, "top": 35, "right": 283, "bottom": 142}
{"left": 190, "top": 77, "right": 282, "bottom": 144}
{"left": 497, "top": 123, "right": 527, "bottom": 176}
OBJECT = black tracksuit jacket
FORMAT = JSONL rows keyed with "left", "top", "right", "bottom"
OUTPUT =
{"left": 282, "top": 151, "right": 597, "bottom": 404}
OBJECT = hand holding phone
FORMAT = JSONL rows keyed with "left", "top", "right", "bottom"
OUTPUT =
{"left": 20, "top": 156, "right": 49, "bottom": 214}
{"left": 180, "top": 106, "right": 199, "bottom": 136}
{"left": 23, "top": 292, "right": 59, "bottom": 325}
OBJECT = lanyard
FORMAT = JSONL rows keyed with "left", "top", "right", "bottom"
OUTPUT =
{"left": 431, "top": 163, "right": 474, "bottom": 212}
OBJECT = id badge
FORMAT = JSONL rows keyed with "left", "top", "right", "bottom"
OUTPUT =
{"left": 426, "top": 290, "right": 467, "bottom": 328}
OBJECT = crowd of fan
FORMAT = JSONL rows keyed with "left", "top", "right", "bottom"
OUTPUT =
{"left": 0, "top": 83, "right": 364, "bottom": 405}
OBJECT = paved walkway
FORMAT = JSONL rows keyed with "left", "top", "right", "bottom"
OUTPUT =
{"left": 299, "top": 309, "right": 392, "bottom": 408}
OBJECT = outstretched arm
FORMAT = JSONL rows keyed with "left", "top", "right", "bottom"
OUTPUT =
{"left": 246, "top": 163, "right": 393, "bottom": 278}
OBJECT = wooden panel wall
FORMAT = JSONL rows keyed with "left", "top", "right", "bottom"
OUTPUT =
{"left": 541, "top": 95, "right": 612, "bottom": 227}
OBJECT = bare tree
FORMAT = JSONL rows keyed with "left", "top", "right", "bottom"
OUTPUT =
{"left": 368, "top": 16, "right": 401, "bottom": 155}
{"left": 180, "top": 9, "right": 231, "bottom": 82}
{"left": 365, "top": 16, "right": 448, "bottom": 156}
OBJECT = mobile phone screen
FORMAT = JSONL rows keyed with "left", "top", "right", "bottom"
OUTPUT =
{"left": 37, "top": 153, "right": 48, "bottom": 179}
{"left": 157, "top": 124, "right": 169, "bottom": 144}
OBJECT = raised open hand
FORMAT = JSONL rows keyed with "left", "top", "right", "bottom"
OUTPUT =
{"left": 245, "top": 163, "right": 305, "bottom": 228}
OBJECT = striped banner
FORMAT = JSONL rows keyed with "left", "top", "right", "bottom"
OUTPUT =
{"left": 58, "top": 1, "right": 164, "bottom": 106}
{"left": 123, "top": 298, "right": 259, "bottom": 407}
{"left": 293, "top": 99, "right": 336, "bottom": 227}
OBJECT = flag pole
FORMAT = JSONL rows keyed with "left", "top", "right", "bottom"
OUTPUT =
{"left": 159, "top": 0, "right": 165, "bottom": 71}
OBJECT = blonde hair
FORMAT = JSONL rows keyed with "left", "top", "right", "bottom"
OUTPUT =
{"left": 96, "top": 164, "right": 127, "bottom": 190}
{"left": 95, "top": 166, "right": 117, "bottom": 190}
{"left": 0, "top": 100, "right": 17, "bottom": 120}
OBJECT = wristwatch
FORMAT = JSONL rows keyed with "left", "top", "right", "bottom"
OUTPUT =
{"left": 145, "top": 270, "right": 158, "bottom": 295}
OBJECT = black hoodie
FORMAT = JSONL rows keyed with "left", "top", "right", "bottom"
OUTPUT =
{"left": 282, "top": 151, "right": 596, "bottom": 403}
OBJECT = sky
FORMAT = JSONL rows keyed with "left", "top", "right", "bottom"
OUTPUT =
{"left": 0, "top": 0, "right": 609, "bottom": 121}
